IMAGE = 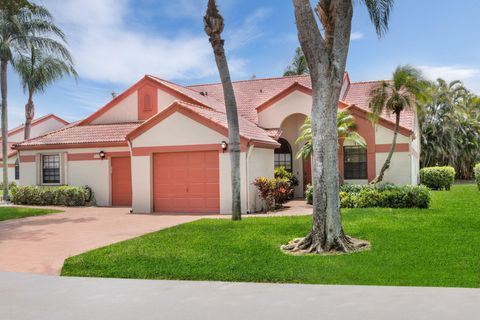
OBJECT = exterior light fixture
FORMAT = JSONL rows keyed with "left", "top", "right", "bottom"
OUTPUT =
{"left": 99, "top": 150, "right": 106, "bottom": 159}
{"left": 221, "top": 141, "right": 228, "bottom": 151}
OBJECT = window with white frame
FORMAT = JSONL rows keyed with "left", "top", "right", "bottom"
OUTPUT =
{"left": 343, "top": 146, "right": 368, "bottom": 180}
{"left": 42, "top": 154, "right": 61, "bottom": 184}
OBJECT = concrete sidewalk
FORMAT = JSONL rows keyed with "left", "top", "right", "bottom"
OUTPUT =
{"left": 0, "top": 272, "right": 478, "bottom": 320}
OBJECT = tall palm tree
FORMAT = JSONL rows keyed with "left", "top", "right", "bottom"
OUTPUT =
{"left": 282, "top": 0, "right": 394, "bottom": 254}
{"left": 283, "top": 47, "right": 309, "bottom": 76}
{"left": 15, "top": 46, "right": 77, "bottom": 140}
{"left": 296, "top": 109, "right": 365, "bottom": 159}
{"left": 0, "top": 3, "right": 71, "bottom": 199}
{"left": 369, "top": 65, "right": 424, "bottom": 184}
{"left": 204, "top": 0, "right": 242, "bottom": 220}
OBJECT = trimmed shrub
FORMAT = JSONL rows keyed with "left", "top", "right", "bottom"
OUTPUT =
{"left": 420, "top": 166, "right": 455, "bottom": 190}
{"left": 10, "top": 185, "right": 92, "bottom": 206}
{"left": 253, "top": 177, "right": 292, "bottom": 212}
{"left": 0, "top": 181, "right": 17, "bottom": 190}
{"left": 475, "top": 164, "right": 480, "bottom": 191}
{"left": 305, "top": 184, "right": 313, "bottom": 204}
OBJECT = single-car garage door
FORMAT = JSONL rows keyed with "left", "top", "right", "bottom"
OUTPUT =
{"left": 111, "top": 157, "right": 132, "bottom": 206}
{"left": 153, "top": 151, "right": 219, "bottom": 213}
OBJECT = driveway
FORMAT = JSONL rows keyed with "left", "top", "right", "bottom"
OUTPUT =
{"left": 0, "top": 207, "right": 202, "bottom": 275}
{"left": 1, "top": 272, "right": 479, "bottom": 320}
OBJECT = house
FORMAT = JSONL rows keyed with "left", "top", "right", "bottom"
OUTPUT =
{"left": 1, "top": 114, "right": 68, "bottom": 183}
{"left": 14, "top": 74, "right": 420, "bottom": 214}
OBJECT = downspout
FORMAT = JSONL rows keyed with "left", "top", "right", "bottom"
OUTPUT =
{"left": 245, "top": 143, "right": 254, "bottom": 214}
{"left": 127, "top": 138, "right": 134, "bottom": 213}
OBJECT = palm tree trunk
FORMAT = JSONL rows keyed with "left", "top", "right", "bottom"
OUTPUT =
{"left": 282, "top": 0, "right": 369, "bottom": 254}
{"left": 24, "top": 94, "right": 35, "bottom": 140}
{"left": 372, "top": 112, "right": 401, "bottom": 184}
{"left": 204, "top": 0, "right": 242, "bottom": 220}
{"left": 1, "top": 58, "right": 9, "bottom": 200}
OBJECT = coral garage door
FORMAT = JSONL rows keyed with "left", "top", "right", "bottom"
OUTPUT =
{"left": 153, "top": 151, "right": 220, "bottom": 213}
{"left": 111, "top": 157, "right": 132, "bottom": 206}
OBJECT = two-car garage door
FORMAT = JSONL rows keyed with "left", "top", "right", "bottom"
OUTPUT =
{"left": 153, "top": 151, "right": 220, "bottom": 213}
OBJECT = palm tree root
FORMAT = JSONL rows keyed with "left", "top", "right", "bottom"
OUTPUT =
{"left": 281, "top": 233, "right": 370, "bottom": 255}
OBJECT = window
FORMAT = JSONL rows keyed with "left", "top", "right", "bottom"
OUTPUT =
{"left": 343, "top": 146, "right": 367, "bottom": 179}
{"left": 274, "top": 138, "right": 292, "bottom": 172}
{"left": 14, "top": 159, "right": 19, "bottom": 180}
{"left": 42, "top": 154, "right": 60, "bottom": 184}
{"left": 143, "top": 94, "right": 152, "bottom": 111}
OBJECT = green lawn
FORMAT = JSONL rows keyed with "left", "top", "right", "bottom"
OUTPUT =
{"left": 62, "top": 185, "right": 480, "bottom": 288}
{"left": 0, "top": 207, "right": 62, "bottom": 221}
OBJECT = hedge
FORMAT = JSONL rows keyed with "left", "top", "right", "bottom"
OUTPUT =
{"left": 419, "top": 166, "right": 455, "bottom": 190}
{"left": 475, "top": 163, "right": 480, "bottom": 191}
{"left": 306, "top": 183, "right": 431, "bottom": 209}
{"left": 10, "top": 185, "right": 93, "bottom": 206}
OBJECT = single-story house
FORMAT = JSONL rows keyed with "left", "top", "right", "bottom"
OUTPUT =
{"left": 1, "top": 114, "right": 68, "bottom": 183}
{"left": 14, "top": 73, "right": 420, "bottom": 214}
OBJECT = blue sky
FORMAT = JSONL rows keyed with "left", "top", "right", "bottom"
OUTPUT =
{"left": 7, "top": 0, "right": 480, "bottom": 128}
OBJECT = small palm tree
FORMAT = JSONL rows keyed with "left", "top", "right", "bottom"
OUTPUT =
{"left": 0, "top": 3, "right": 72, "bottom": 200}
{"left": 296, "top": 109, "right": 365, "bottom": 159}
{"left": 369, "top": 65, "right": 424, "bottom": 184}
{"left": 283, "top": 47, "right": 309, "bottom": 76}
{"left": 15, "top": 46, "right": 77, "bottom": 139}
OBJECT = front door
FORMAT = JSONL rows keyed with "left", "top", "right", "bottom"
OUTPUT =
{"left": 111, "top": 157, "right": 132, "bottom": 206}
{"left": 303, "top": 157, "right": 312, "bottom": 194}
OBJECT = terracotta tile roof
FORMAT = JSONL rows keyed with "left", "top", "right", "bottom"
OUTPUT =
{"left": 265, "top": 128, "right": 283, "bottom": 140}
{"left": 188, "top": 75, "right": 415, "bottom": 132}
{"left": 342, "top": 80, "right": 415, "bottom": 131}
{"left": 15, "top": 122, "right": 141, "bottom": 148}
{"left": 147, "top": 75, "right": 226, "bottom": 112}
{"left": 177, "top": 101, "right": 279, "bottom": 146}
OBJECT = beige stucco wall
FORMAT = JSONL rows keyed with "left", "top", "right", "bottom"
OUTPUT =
{"left": 9, "top": 117, "right": 67, "bottom": 143}
{"left": 19, "top": 147, "right": 130, "bottom": 206}
{"left": 279, "top": 113, "right": 307, "bottom": 198}
{"left": 131, "top": 155, "right": 152, "bottom": 213}
{"left": 132, "top": 112, "right": 226, "bottom": 147}
{"left": 91, "top": 92, "right": 138, "bottom": 124}
{"left": 157, "top": 88, "right": 177, "bottom": 113}
{"left": 257, "top": 91, "right": 311, "bottom": 128}
{"left": 376, "top": 152, "right": 412, "bottom": 185}
{"left": 89, "top": 88, "right": 178, "bottom": 125}
{"left": 374, "top": 125, "right": 410, "bottom": 144}
{"left": 247, "top": 147, "right": 274, "bottom": 212}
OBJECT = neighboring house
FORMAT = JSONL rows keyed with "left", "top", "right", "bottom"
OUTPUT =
{"left": 14, "top": 74, "right": 420, "bottom": 214}
{"left": 1, "top": 114, "right": 68, "bottom": 183}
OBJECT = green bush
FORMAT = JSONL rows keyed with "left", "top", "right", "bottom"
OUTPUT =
{"left": 474, "top": 164, "right": 480, "bottom": 191}
{"left": 305, "top": 184, "right": 313, "bottom": 204}
{"left": 10, "top": 185, "right": 92, "bottom": 206}
{"left": 0, "top": 181, "right": 17, "bottom": 190}
{"left": 420, "top": 166, "right": 455, "bottom": 190}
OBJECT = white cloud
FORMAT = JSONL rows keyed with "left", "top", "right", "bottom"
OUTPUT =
{"left": 350, "top": 31, "right": 364, "bottom": 41}
{"left": 40, "top": 0, "right": 248, "bottom": 85}
{"left": 226, "top": 8, "right": 272, "bottom": 50}
{"left": 419, "top": 65, "right": 480, "bottom": 93}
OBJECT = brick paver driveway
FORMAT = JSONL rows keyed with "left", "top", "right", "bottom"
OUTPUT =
{"left": 0, "top": 207, "right": 203, "bottom": 275}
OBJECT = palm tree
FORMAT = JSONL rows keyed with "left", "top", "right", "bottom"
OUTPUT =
{"left": 296, "top": 109, "right": 365, "bottom": 159}
{"left": 0, "top": 3, "right": 72, "bottom": 200}
{"left": 282, "top": 0, "right": 394, "bottom": 254}
{"left": 15, "top": 46, "right": 77, "bottom": 140}
{"left": 419, "top": 79, "right": 480, "bottom": 179}
{"left": 204, "top": 0, "right": 242, "bottom": 220}
{"left": 369, "top": 65, "right": 424, "bottom": 184}
{"left": 283, "top": 47, "right": 309, "bottom": 76}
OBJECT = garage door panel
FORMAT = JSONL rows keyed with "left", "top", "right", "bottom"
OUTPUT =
{"left": 153, "top": 151, "right": 219, "bottom": 213}
{"left": 111, "top": 157, "right": 132, "bottom": 206}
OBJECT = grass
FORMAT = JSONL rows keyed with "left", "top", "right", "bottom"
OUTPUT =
{"left": 0, "top": 207, "right": 62, "bottom": 221}
{"left": 62, "top": 184, "right": 480, "bottom": 288}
